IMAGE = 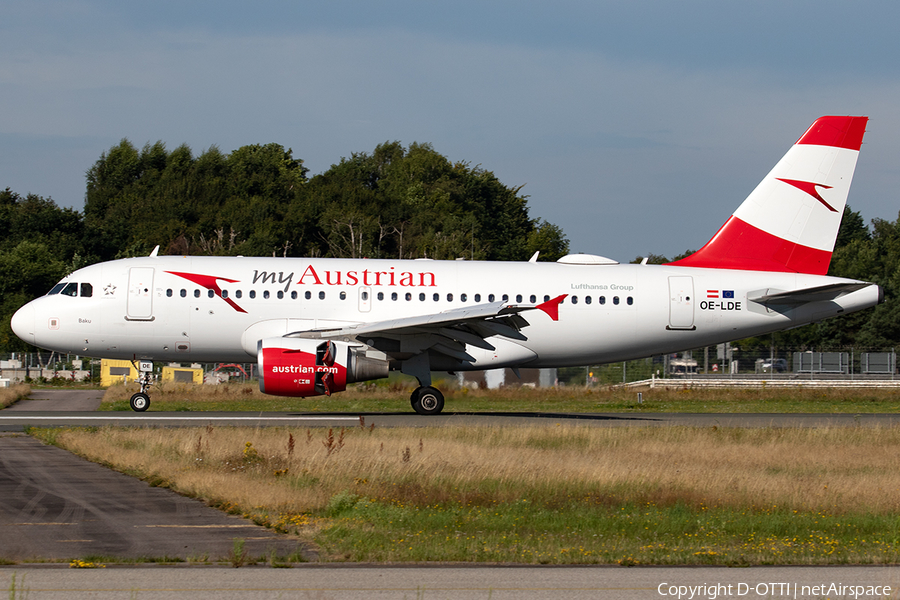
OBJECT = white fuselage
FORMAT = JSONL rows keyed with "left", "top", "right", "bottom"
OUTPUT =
{"left": 11, "top": 255, "right": 881, "bottom": 370}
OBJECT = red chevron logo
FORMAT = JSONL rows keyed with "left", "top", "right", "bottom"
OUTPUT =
{"left": 776, "top": 178, "right": 837, "bottom": 212}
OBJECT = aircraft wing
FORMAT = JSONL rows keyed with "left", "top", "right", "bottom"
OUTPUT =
{"left": 748, "top": 282, "right": 872, "bottom": 307}
{"left": 285, "top": 294, "right": 567, "bottom": 362}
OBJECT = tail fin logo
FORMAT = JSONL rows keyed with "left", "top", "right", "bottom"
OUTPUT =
{"left": 775, "top": 178, "right": 837, "bottom": 212}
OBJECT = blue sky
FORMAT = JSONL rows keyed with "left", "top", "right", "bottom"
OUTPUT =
{"left": 2, "top": 1, "right": 899, "bottom": 261}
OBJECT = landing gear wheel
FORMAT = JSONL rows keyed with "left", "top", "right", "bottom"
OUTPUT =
{"left": 129, "top": 392, "right": 150, "bottom": 412}
{"left": 410, "top": 386, "right": 444, "bottom": 416}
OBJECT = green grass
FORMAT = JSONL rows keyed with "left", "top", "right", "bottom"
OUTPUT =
{"left": 316, "top": 496, "right": 900, "bottom": 564}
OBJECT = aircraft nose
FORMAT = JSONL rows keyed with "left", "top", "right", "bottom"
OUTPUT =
{"left": 10, "top": 303, "right": 35, "bottom": 345}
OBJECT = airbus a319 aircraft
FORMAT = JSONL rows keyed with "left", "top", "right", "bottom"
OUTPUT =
{"left": 11, "top": 116, "right": 882, "bottom": 414}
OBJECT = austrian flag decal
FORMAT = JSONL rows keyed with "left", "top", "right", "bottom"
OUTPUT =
{"left": 707, "top": 290, "right": 734, "bottom": 299}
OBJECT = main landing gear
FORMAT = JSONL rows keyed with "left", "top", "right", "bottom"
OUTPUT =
{"left": 129, "top": 361, "right": 153, "bottom": 412}
{"left": 410, "top": 386, "right": 444, "bottom": 416}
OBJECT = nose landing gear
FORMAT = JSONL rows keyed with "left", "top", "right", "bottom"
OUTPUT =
{"left": 129, "top": 361, "right": 153, "bottom": 412}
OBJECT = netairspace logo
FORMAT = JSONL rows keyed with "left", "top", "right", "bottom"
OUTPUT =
{"left": 657, "top": 582, "right": 892, "bottom": 599}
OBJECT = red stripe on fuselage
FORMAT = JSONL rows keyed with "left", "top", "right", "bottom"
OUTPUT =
{"left": 795, "top": 116, "right": 868, "bottom": 151}
{"left": 666, "top": 216, "right": 832, "bottom": 275}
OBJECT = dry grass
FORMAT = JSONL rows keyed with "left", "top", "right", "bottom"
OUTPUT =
{"left": 32, "top": 424, "right": 900, "bottom": 564}
{"left": 102, "top": 381, "right": 269, "bottom": 403}
{"left": 0, "top": 384, "right": 31, "bottom": 409}
{"left": 37, "top": 424, "right": 900, "bottom": 515}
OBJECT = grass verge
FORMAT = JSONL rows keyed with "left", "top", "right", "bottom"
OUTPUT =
{"left": 28, "top": 423, "right": 900, "bottom": 565}
{"left": 98, "top": 381, "right": 900, "bottom": 413}
{"left": 0, "top": 384, "right": 31, "bottom": 409}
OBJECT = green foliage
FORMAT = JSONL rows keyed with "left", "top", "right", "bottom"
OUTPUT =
{"left": 81, "top": 138, "right": 566, "bottom": 262}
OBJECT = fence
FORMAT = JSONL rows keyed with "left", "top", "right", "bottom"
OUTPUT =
{"left": 0, "top": 353, "right": 255, "bottom": 385}
{"left": 556, "top": 346, "right": 899, "bottom": 387}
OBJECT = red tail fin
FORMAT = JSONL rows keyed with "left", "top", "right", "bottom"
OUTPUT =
{"left": 668, "top": 116, "right": 867, "bottom": 275}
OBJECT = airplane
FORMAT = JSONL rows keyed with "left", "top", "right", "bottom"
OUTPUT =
{"left": 10, "top": 115, "right": 882, "bottom": 415}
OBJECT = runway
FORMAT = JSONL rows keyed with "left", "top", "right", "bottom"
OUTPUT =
{"left": 3, "top": 408, "right": 900, "bottom": 432}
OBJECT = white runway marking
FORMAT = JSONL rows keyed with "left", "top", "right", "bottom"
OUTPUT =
{"left": 0, "top": 415, "right": 360, "bottom": 421}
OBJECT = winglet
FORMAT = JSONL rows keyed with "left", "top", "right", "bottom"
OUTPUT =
{"left": 536, "top": 294, "right": 567, "bottom": 321}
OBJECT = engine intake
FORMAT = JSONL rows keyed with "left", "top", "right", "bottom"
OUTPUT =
{"left": 258, "top": 338, "right": 388, "bottom": 397}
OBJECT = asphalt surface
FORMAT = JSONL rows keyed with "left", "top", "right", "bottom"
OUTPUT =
{"left": 0, "top": 433, "right": 312, "bottom": 562}
{"left": 4, "top": 389, "right": 104, "bottom": 412}
{"left": 3, "top": 408, "right": 900, "bottom": 432}
{"left": 2, "top": 565, "right": 899, "bottom": 599}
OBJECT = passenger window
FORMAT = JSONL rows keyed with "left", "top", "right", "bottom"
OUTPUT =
{"left": 235, "top": 290, "right": 242, "bottom": 298}
{"left": 48, "top": 283, "right": 65, "bottom": 295}
{"left": 627, "top": 296, "right": 634, "bottom": 305}
{"left": 291, "top": 291, "right": 297, "bottom": 299}
{"left": 222, "top": 290, "right": 229, "bottom": 298}
{"left": 544, "top": 295, "right": 550, "bottom": 302}
{"left": 361, "top": 291, "right": 368, "bottom": 301}
{"left": 599, "top": 296, "right": 606, "bottom": 305}
{"left": 488, "top": 294, "right": 495, "bottom": 302}
{"left": 305, "top": 291, "right": 312, "bottom": 300}
{"left": 613, "top": 296, "right": 620, "bottom": 305}
{"left": 166, "top": 289, "right": 173, "bottom": 297}
{"left": 340, "top": 291, "right": 347, "bottom": 300}
{"left": 250, "top": 290, "right": 257, "bottom": 299}
{"left": 405, "top": 293, "right": 412, "bottom": 301}
{"left": 81, "top": 283, "right": 93, "bottom": 297}
{"left": 502, "top": 294, "right": 509, "bottom": 302}
{"left": 419, "top": 293, "right": 426, "bottom": 301}
{"left": 447, "top": 293, "right": 453, "bottom": 302}
{"left": 516, "top": 294, "right": 523, "bottom": 303}
{"left": 277, "top": 291, "right": 284, "bottom": 299}
{"left": 571, "top": 296, "right": 578, "bottom": 304}
{"left": 180, "top": 289, "right": 187, "bottom": 298}
{"left": 263, "top": 290, "right": 270, "bottom": 299}
{"left": 530, "top": 295, "right": 536, "bottom": 303}
{"left": 61, "top": 282, "right": 78, "bottom": 297}
{"left": 392, "top": 292, "right": 398, "bottom": 301}
{"left": 319, "top": 291, "right": 326, "bottom": 300}
{"left": 474, "top": 294, "right": 481, "bottom": 302}
{"left": 585, "top": 296, "right": 592, "bottom": 305}
{"left": 207, "top": 290, "right": 214, "bottom": 298}
{"left": 194, "top": 289, "right": 201, "bottom": 298}
{"left": 461, "top": 293, "right": 467, "bottom": 302}
{"left": 377, "top": 292, "right": 384, "bottom": 301}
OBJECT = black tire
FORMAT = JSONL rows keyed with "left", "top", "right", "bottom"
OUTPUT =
{"left": 411, "top": 386, "right": 444, "bottom": 415}
{"left": 129, "top": 392, "right": 150, "bottom": 412}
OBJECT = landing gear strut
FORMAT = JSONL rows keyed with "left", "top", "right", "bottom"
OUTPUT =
{"left": 129, "top": 361, "right": 153, "bottom": 412}
{"left": 410, "top": 386, "right": 444, "bottom": 416}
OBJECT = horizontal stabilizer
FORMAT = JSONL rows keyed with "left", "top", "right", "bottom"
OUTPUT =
{"left": 748, "top": 282, "right": 872, "bottom": 307}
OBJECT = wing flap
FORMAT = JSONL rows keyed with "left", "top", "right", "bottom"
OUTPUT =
{"left": 283, "top": 299, "right": 559, "bottom": 363}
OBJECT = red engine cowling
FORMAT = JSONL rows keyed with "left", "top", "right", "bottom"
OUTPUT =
{"left": 257, "top": 338, "right": 388, "bottom": 397}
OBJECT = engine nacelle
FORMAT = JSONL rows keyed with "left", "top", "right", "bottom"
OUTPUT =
{"left": 257, "top": 338, "right": 389, "bottom": 397}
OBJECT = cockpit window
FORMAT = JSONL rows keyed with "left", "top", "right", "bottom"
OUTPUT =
{"left": 47, "top": 283, "right": 66, "bottom": 295}
{"left": 80, "top": 283, "right": 92, "bottom": 298}
{"left": 61, "top": 283, "right": 78, "bottom": 297}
